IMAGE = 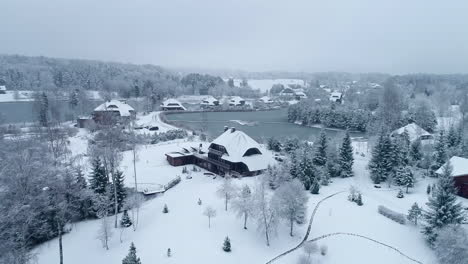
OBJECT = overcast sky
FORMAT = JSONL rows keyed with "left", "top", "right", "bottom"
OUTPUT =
{"left": 1, "top": 0, "right": 467, "bottom": 74}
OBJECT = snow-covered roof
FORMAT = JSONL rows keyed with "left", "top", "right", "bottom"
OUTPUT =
{"left": 94, "top": 100, "right": 135, "bottom": 116}
{"left": 0, "top": 85, "right": 6, "bottom": 91}
{"left": 436, "top": 156, "right": 468, "bottom": 177}
{"left": 391, "top": 123, "right": 431, "bottom": 142}
{"left": 259, "top": 96, "right": 274, "bottom": 103}
{"left": 161, "top": 99, "right": 186, "bottom": 110}
{"left": 201, "top": 96, "right": 219, "bottom": 105}
{"left": 229, "top": 96, "right": 245, "bottom": 104}
{"left": 279, "top": 88, "right": 295, "bottom": 94}
{"left": 330, "top": 92, "right": 342, "bottom": 97}
{"left": 210, "top": 129, "right": 268, "bottom": 171}
{"left": 295, "top": 91, "right": 307, "bottom": 97}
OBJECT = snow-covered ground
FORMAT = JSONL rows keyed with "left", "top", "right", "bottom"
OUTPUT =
{"left": 0, "top": 90, "right": 34, "bottom": 102}
{"left": 33, "top": 133, "right": 456, "bottom": 264}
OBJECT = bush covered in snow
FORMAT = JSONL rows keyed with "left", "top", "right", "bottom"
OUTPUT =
{"left": 378, "top": 205, "right": 406, "bottom": 225}
{"left": 151, "top": 129, "right": 188, "bottom": 144}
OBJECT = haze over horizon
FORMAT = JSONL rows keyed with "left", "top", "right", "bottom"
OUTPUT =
{"left": 1, "top": 0, "right": 468, "bottom": 74}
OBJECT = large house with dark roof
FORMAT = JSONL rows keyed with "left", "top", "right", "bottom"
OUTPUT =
{"left": 166, "top": 128, "right": 272, "bottom": 176}
{"left": 436, "top": 156, "right": 468, "bottom": 198}
{"left": 93, "top": 100, "right": 135, "bottom": 125}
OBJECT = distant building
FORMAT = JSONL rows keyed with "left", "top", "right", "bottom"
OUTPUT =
{"left": 229, "top": 96, "right": 246, "bottom": 106}
{"left": 0, "top": 79, "right": 6, "bottom": 94}
{"left": 329, "top": 92, "right": 343, "bottom": 103}
{"left": 294, "top": 91, "right": 308, "bottom": 100}
{"left": 436, "top": 156, "right": 468, "bottom": 198}
{"left": 166, "top": 128, "right": 272, "bottom": 176}
{"left": 258, "top": 96, "right": 274, "bottom": 104}
{"left": 279, "top": 87, "right": 295, "bottom": 97}
{"left": 93, "top": 100, "right": 135, "bottom": 125}
{"left": 200, "top": 96, "right": 219, "bottom": 108}
{"left": 391, "top": 123, "right": 433, "bottom": 142}
{"left": 161, "top": 99, "right": 186, "bottom": 111}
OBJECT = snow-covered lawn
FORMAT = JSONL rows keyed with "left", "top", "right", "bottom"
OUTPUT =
{"left": 0, "top": 90, "right": 34, "bottom": 102}
{"left": 33, "top": 138, "right": 448, "bottom": 264}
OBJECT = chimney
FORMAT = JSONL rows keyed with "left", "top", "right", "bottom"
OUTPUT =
{"left": 231, "top": 127, "right": 236, "bottom": 133}
{"left": 224, "top": 126, "right": 229, "bottom": 132}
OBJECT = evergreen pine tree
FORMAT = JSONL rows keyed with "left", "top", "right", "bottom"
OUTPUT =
{"left": 426, "top": 184, "right": 431, "bottom": 195}
{"left": 446, "top": 125, "right": 459, "bottom": 148}
{"left": 313, "top": 130, "right": 328, "bottom": 166}
{"left": 222, "top": 236, "right": 231, "bottom": 252}
{"left": 110, "top": 170, "right": 126, "bottom": 212}
{"left": 89, "top": 157, "right": 108, "bottom": 195}
{"left": 355, "top": 193, "right": 363, "bottom": 206}
{"left": 409, "top": 139, "right": 422, "bottom": 164}
{"left": 395, "top": 166, "right": 415, "bottom": 193}
{"left": 75, "top": 167, "right": 87, "bottom": 189}
{"left": 69, "top": 90, "right": 79, "bottom": 109}
{"left": 407, "top": 203, "right": 422, "bottom": 225}
{"left": 310, "top": 179, "right": 320, "bottom": 194}
{"left": 368, "top": 131, "right": 397, "bottom": 184}
{"left": 120, "top": 210, "right": 133, "bottom": 228}
{"left": 167, "top": 248, "right": 171, "bottom": 257}
{"left": 297, "top": 148, "right": 315, "bottom": 190}
{"left": 122, "top": 243, "right": 141, "bottom": 264}
{"left": 423, "top": 162, "right": 466, "bottom": 246}
{"left": 433, "top": 130, "right": 447, "bottom": 168}
{"left": 163, "top": 204, "right": 169, "bottom": 213}
{"left": 397, "top": 189, "right": 404, "bottom": 198}
{"left": 338, "top": 131, "right": 354, "bottom": 178}
{"left": 38, "top": 92, "right": 49, "bottom": 126}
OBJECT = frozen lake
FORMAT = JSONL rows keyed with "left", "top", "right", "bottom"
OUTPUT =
{"left": 165, "top": 109, "right": 364, "bottom": 141}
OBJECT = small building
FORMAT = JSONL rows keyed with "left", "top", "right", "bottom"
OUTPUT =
{"left": 77, "top": 116, "right": 95, "bottom": 128}
{"left": 93, "top": 100, "right": 135, "bottom": 125}
{"left": 391, "top": 123, "right": 433, "bottom": 142}
{"left": 165, "top": 128, "right": 272, "bottom": 176}
{"left": 201, "top": 96, "right": 219, "bottom": 108}
{"left": 229, "top": 96, "right": 245, "bottom": 106}
{"left": 295, "top": 91, "right": 308, "bottom": 100}
{"left": 329, "top": 92, "right": 343, "bottom": 103}
{"left": 279, "top": 88, "right": 295, "bottom": 97}
{"left": 258, "top": 96, "right": 274, "bottom": 104}
{"left": 161, "top": 99, "right": 186, "bottom": 111}
{"left": 0, "top": 79, "right": 6, "bottom": 94}
{"left": 436, "top": 156, "right": 468, "bottom": 198}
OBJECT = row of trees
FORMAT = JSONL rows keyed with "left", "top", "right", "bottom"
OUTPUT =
{"left": 288, "top": 103, "right": 371, "bottom": 132}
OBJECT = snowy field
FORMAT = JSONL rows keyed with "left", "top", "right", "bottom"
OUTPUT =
{"left": 32, "top": 134, "right": 459, "bottom": 264}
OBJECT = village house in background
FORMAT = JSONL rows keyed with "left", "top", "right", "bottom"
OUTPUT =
{"left": 92, "top": 100, "right": 135, "bottom": 125}
{"left": 436, "top": 156, "right": 468, "bottom": 198}
{"left": 200, "top": 96, "right": 220, "bottom": 108}
{"left": 166, "top": 127, "right": 272, "bottom": 176}
{"left": 258, "top": 96, "right": 274, "bottom": 104}
{"left": 391, "top": 123, "right": 433, "bottom": 142}
{"left": 228, "top": 96, "right": 246, "bottom": 107}
{"left": 0, "top": 79, "right": 6, "bottom": 94}
{"left": 161, "top": 98, "right": 186, "bottom": 111}
{"left": 329, "top": 91, "right": 343, "bottom": 103}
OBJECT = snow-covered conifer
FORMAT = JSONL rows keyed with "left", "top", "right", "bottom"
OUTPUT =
{"left": 407, "top": 203, "right": 422, "bottom": 225}
{"left": 120, "top": 210, "right": 133, "bottom": 228}
{"left": 423, "top": 162, "right": 465, "bottom": 246}
{"left": 312, "top": 130, "right": 327, "bottom": 166}
{"left": 222, "top": 236, "right": 231, "bottom": 252}
{"left": 434, "top": 225, "right": 468, "bottom": 264}
{"left": 122, "top": 242, "right": 141, "bottom": 264}
{"left": 338, "top": 131, "right": 354, "bottom": 178}
{"left": 162, "top": 204, "right": 169, "bottom": 214}
{"left": 89, "top": 157, "right": 108, "bottom": 195}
